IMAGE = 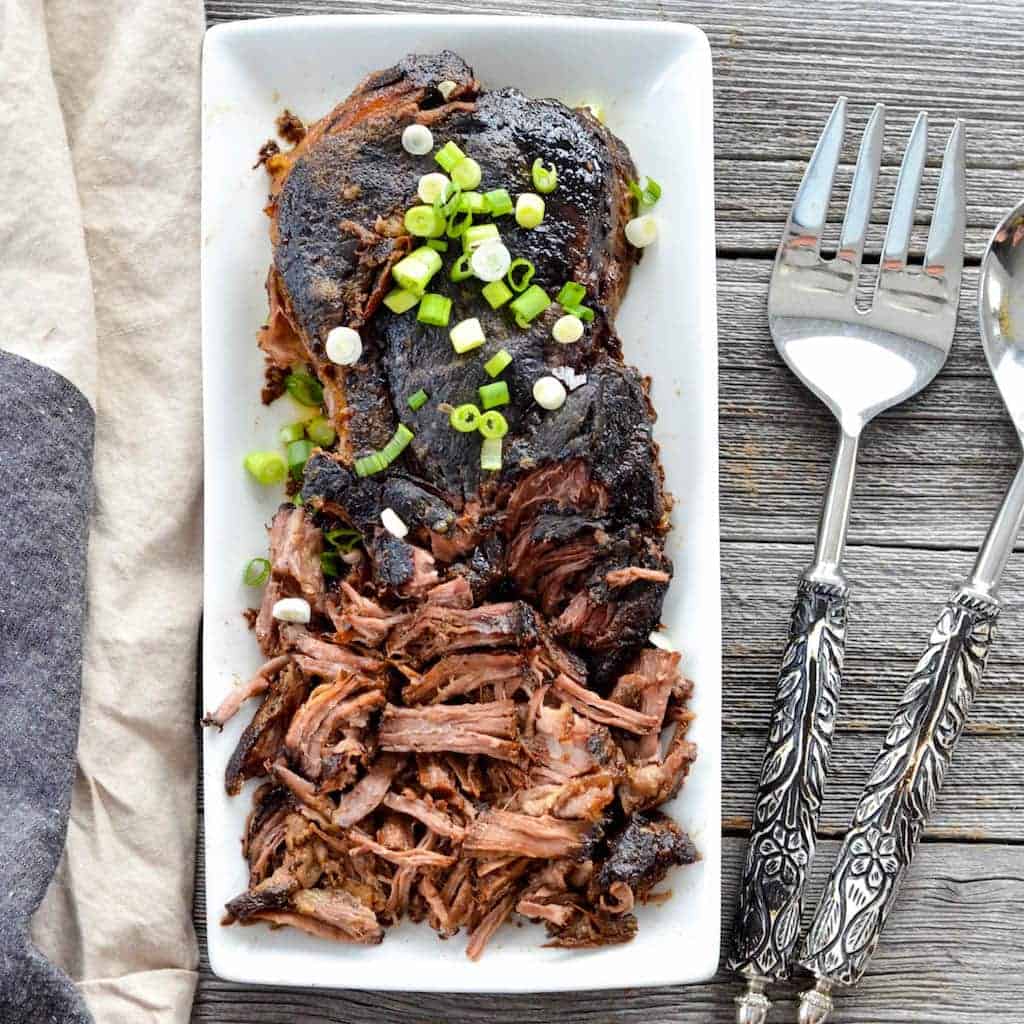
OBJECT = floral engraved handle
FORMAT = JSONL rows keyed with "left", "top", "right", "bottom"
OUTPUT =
{"left": 728, "top": 577, "right": 849, "bottom": 982}
{"left": 798, "top": 587, "right": 998, "bottom": 987}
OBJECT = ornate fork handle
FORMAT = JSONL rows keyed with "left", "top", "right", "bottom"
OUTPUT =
{"left": 728, "top": 576, "right": 848, "bottom": 990}
{"left": 796, "top": 587, "right": 998, "bottom": 1020}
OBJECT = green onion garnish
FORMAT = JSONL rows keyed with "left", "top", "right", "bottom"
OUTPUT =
{"left": 463, "top": 223, "right": 499, "bottom": 252}
{"left": 446, "top": 206, "right": 473, "bottom": 238}
{"left": 479, "top": 382, "right": 510, "bottom": 411}
{"left": 484, "top": 348, "right": 513, "bottom": 378}
{"left": 482, "top": 280, "right": 513, "bottom": 309}
{"left": 392, "top": 246, "right": 443, "bottom": 296}
{"left": 450, "top": 403, "right": 481, "bottom": 433}
{"left": 484, "top": 188, "right": 513, "bottom": 217}
{"left": 306, "top": 416, "right": 336, "bottom": 448}
{"left": 436, "top": 182, "right": 463, "bottom": 218}
{"left": 515, "top": 192, "right": 545, "bottom": 229}
{"left": 565, "top": 303, "right": 595, "bottom": 323}
{"left": 354, "top": 424, "right": 414, "bottom": 477}
{"left": 459, "top": 191, "right": 488, "bottom": 214}
{"left": 451, "top": 157, "right": 482, "bottom": 191}
{"left": 435, "top": 141, "right": 466, "bottom": 173}
{"left": 531, "top": 158, "right": 558, "bottom": 194}
{"left": 417, "top": 293, "right": 452, "bottom": 327}
{"left": 286, "top": 439, "right": 315, "bottom": 480}
{"left": 383, "top": 287, "right": 419, "bottom": 314}
{"left": 244, "top": 450, "right": 288, "bottom": 486}
{"left": 478, "top": 410, "right": 509, "bottom": 439}
{"left": 506, "top": 258, "right": 535, "bottom": 293}
{"left": 320, "top": 552, "right": 342, "bottom": 578}
{"left": 404, "top": 205, "right": 445, "bottom": 238}
{"left": 426, "top": 238, "right": 449, "bottom": 252}
{"left": 450, "top": 317, "right": 486, "bottom": 354}
{"left": 285, "top": 371, "right": 324, "bottom": 407}
{"left": 407, "top": 389, "right": 429, "bottom": 411}
{"left": 628, "top": 176, "right": 662, "bottom": 208}
{"left": 243, "top": 557, "right": 271, "bottom": 586}
{"left": 480, "top": 436, "right": 502, "bottom": 472}
{"left": 449, "top": 252, "right": 474, "bottom": 282}
{"left": 279, "top": 421, "right": 305, "bottom": 444}
{"left": 556, "top": 282, "right": 586, "bottom": 308}
{"left": 510, "top": 284, "right": 551, "bottom": 328}
{"left": 325, "top": 526, "right": 361, "bottom": 551}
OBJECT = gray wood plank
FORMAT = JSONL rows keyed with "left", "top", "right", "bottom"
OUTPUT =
{"left": 192, "top": 834, "right": 1024, "bottom": 1023}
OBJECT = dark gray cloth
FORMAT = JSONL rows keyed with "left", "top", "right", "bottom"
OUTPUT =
{"left": 0, "top": 351, "right": 94, "bottom": 1024}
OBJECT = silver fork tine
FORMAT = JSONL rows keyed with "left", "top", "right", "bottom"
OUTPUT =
{"left": 837, "top": 103, "right": 885, "bottom": 266}
{"left": 785, "top": 97, "right": 847, "bottom": 253}
{"left": 881, "top": 112, "right": 928, "bottom": 271}
{"left": 924, "top": 120, "right": 967, "bottom": 279}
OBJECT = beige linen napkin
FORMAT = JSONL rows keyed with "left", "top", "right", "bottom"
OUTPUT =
{"left": 3, "top": 1, "right": 205, "bottom": 1020}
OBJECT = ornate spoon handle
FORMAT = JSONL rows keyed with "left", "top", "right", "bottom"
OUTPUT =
{"left": 795, "top": 586, "right": 999, "bottom": 1023}
{"left": 728, "top": 575, "right": 849, "bottom": 1010}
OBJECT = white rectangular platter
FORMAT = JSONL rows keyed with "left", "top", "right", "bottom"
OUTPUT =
{"left": 202, "top": 13, "right": 720, "bottom": 993}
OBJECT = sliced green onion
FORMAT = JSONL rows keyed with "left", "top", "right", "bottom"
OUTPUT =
{"left": 435, "top": 141, "right": 466, "bottom": 172}
{"left": 306, "top": 416, "right": 336, "bottom": 447}
{"left": 484, "top": 188, "right": 513, "bottom": 217}
{"left": 505, "top": 258, "right": 536, "bottom": 294}
{"left": 418, "top": 172, "right": 451, "bottom": 205}
{"left": 292, "top": 492, "right": 305, "bottom": 507}
{"left": 484, "top": 348, "right": 513, "bottom": 377}
{"left": 506, "top": 258, "right": 536, "bottom": 293}
{"left": 451, "top": 157, "right": 482, "bottom": 191}
{"left": 533, "top": 375, "right": 567, "bottom": 410}
{"left": 470, "top": 241, "right": 511, "bottom": 282}
{"left": 286, "top": 439, "right": 315, "bottom": 480}
{"left": 279, "top": 421, "right": 305, "bottom": 444}
{"left": 479, "top": 380, "right": 510, "bottom": 410}
{"left": 552, "top": 314, "right": 585, "bottom": 345}
{"left": 449, "top": 252, "right": 474, "bottom": 282}
{"left": 244, "top": 450, "right": 288, "bottom": 485}
{"left": 459, "top": 191, "right": 488, "bottom": 214}
{"left": 446, "top": 206, "right": 473, "bottom": 238}
{"left": 354, "top": 424, "right": 414, "bottom": 477}
{"left": 510, "top": 284, "right": 551, "bottom": 328}
{"left": 392, "top": 247, "right": 442, "bottom": 296}
{"left": 285, "top": 371, "right": 324, "bottom": 407}
{"left": 426, "top": 239, "right": 449, "bottom": 252}
{"left": 402, "top": 123, "right": 434, "bottom": 155}
{"left": 407, "top": 388, "right": 429, "bottom": 411}
{"left": 482, "top": 280, "right": 513, "bottom": 310}
{"left": 320, "top": 552, "right": 343, "bottom": 577}
{"left": 480, "top": 436, "right": 502, "bottom": 472}
{"left": 325, "top": 526, "right": 361, "bottom": 552}
{"left": 515, "top": 192, "right": 545, "bottom": 229}
{"left": 628, "top": 176, "right": 662, "bottom": 207}
{"left": 478, "top": 410, "right": 509, "bottom": 439}
{"left": 556, "top": 282, "right": 587, "bottom": 308}
{"left": 450, "top": 316, "right": 486, "bottom": 354}
{"left": 417, "top": 293, "right": 452, "bottom": 327}
{"left": 463, "top": 223, "right": 500, "bottom": 252}
{"left": 436, "top": 182, "right": 463, "bottom": 218}
{"left": 354, "top": 453, "right": 388, "bottom": 477}
{"left": 565, "top": 303, "right": 596, "bottom": 323}
{"left": 404, "top": 205, "right": 445, "bottom": 238}
{"left": 531, "top": 158, "right": 558, "bottom": 194}
{"left": 383, "top": 287, "right": 419, "bottom": 314}
{"left": 625, "top": 214, "right": 658, "bottom": 248}
{"left": 450, "top": 403, "right": 481, "bottom": 432}
{"left": 243, "top": 557, "right": 271, "bottom": 586}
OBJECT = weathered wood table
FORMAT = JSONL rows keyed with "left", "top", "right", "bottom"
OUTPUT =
{"left": 196, "top": 2, "right": 1024, "bottom": 1020}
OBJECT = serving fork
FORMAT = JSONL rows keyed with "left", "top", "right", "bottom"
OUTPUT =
{"left": 727, "top": 99, "right": 966, "bottom": 1024}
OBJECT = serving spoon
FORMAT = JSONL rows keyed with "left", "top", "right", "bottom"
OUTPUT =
{"left": 794, "top": 199, "right": 1024, "bottom": 1022}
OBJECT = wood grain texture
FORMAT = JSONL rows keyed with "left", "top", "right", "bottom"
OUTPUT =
{"left": 197, "top": 2, "right": 1024, "bottom": 1020}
